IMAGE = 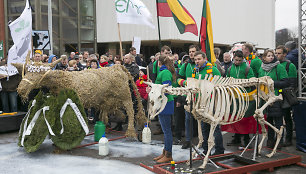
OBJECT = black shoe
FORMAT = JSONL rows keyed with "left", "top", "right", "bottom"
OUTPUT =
{"left": 173, "top": 138, "right": 182, "bottom": 145}
{"left": 283, "top": 139, "right": 293, "bottom": 147}
{"left": 243, "top": 135, "right": 252, "bottom": 148}
{"left": 227, "top": 138, "right": 241, "bottom": 146}
{"left": 153, "top": 128, "right": 163, "bottom": 135}
{"left": 266, "top": 139, "right": 275, "bottom": 149}
{"left": 277, "top": 143, "right": 283, "bottom": 150}
{"left": 181, "top": 141, "right": 190, "bottom": 149}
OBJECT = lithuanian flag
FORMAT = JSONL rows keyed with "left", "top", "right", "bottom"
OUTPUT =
{"left": 200, "top": 0, "right": 216, "bottom": 65}
{"left": 157, "top": 0, "right": 198, "bottom": 36}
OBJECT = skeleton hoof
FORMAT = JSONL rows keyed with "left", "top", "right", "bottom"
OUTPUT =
{"left": 266, "top": 153, "right": 274, "bottom": 158}
{"left": 198, "top": 164, "right": 205, "bottom": 169}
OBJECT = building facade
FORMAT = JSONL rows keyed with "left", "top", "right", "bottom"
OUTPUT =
{"left": 1, "top": 0, "right": 96, "bottom": 56}
{"left": 97, "top": 0, "right": 275, "bottom": 58}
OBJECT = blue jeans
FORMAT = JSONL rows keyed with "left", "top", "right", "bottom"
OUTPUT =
{"left": 159, "top": 114, "right": 173, "bottom": 152}
{"left": 0, "top": 91, "right": 18, "bottom": 113}
{"left": 202, "top": 122, "right": 224, "bottom": 153}
{"left": 185, "top": 111, "right": 193, "bottom": 142}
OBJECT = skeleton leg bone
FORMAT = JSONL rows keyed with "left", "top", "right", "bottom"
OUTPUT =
{"left": 261, "top": 119, "right": 284, "bottom": 157}
{"left": 199, "top": 122, "right": 217, "bottom": 169}
{"left": 257, "top": 116, "right": 267, "bottom": 154}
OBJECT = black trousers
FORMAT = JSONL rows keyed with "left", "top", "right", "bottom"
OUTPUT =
{"left": 173, "top": 98, "right": 185, "bottom": 139}
{"left": 283, "top": 107, "right": 293, "bottom": 140}
{"left": 267, "top": 116, "right": 284, "bottom": 143}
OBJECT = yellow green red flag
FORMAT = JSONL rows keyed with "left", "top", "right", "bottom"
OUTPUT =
{"left": 157, "top": 0, "right": 198, "bottom": 36}
{"left": 200, "top": 0, "right": 216, "bottom": 65}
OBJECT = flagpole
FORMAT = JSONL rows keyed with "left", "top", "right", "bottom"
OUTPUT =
{"left": 199, "top": 0, "right": 205, "bottom": 49}
{"left": 48, "top": 0, "right": 53, "bottom": 55}
{"left": 155, "top": 0, "right": 162, "bottom": 50}
{"left": 117, "top": 23, "right": 123, "bottom": 60}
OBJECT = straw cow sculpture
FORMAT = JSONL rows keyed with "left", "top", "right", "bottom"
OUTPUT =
{"left": 146, "top": 74, "right": 283, "bottom": 169}
{"left": 12, "top": 56, "right": 146, "bottom": 138}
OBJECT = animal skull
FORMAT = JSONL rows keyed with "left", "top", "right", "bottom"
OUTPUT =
{"left": 145, "top": 82, "right": 169, "bottom": 120}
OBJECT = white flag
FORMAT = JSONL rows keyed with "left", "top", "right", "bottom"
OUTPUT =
{"left": 115, "top": 0, "right": 155, "bottom": 29}
{"left": 7, "top": 0, "right": 32, "bottom": 76}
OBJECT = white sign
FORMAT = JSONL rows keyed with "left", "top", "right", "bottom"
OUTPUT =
{"left": 7, "top": 0, "right": 32, "bottom": 76}
{"left": 115, "top": 0, "right": 155, "bottom": 29}
{"left": 132, "top": 36, "right": 141, "bottom": 54}
{"left": 32, "top": 30, "right": 50, "bottom": 50}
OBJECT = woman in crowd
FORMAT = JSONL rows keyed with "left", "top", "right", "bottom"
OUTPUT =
{"left": 258, "top": 49, "right": 289, "bottom": 149}
{"left": 99, "top": 55, "right": 110, "bottom": 67}
{"left": 153, "top": 55, "right": 176, "bottom": 163}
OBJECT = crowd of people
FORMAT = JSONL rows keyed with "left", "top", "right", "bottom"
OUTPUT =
{"left": 0, "top": 40, "right": 299, "bottom": 164}
{"left": 146, "top": 42, "right": 299, "bottom": 163}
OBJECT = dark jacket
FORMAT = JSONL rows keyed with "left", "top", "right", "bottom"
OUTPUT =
{"left": 55, "top": 62, "right": 68, "bottom": 70}
{"left": 135, "top": 55, "right": 142, "bottom": 66}
{"left": 1, "top": 74, "right": 22, "bottom": 92}
{"left": 221, "top": 61, "right": 233, "bottom": 77}
{"left": 286, "top": 49, "right": 298, "bottom": 69}
{"left": 148, "top": 62, "right": 155, "bottom": 82}
{"left": 77, "top": 62, "right": 84, "bottom": 70}
{"left": 124, "top": 62, "right": 139, "bottom": 81}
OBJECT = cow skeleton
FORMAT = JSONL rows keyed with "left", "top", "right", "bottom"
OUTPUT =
{"left": 146, "top": 74, "right": 284, "bottom": 169}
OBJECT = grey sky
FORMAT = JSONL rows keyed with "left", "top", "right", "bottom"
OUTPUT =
{"left": 275, "top": 0, "right": 298, "bottom": 31}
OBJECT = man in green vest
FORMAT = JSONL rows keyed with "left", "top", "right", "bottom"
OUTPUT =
{"left": 178, "top": 49, "right": 224, "bottom": 155}
{"left": 177, "top": 45, "right": 199, "bottom": 149}
{"left": 225, "top": 50, "right": 255, "bottom": 147}
{"left": 242, "top": 43, "right": 262, "bottom": 77}
{"left": 194, "top": 51, "right": 224, "bottom": 155}
{"left": 276, "top": 45, "right": 298, "bottom": 147}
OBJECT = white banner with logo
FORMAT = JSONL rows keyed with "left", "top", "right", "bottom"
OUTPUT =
{"left": 7, "top": 0, "right": 32, "bottom": 76}
{"left": 115, "top": 0, "right": 155, "bottom": 29}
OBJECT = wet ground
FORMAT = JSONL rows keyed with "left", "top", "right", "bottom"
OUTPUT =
{"left": 0, "top": 119, "right": 305, "bottom": 174}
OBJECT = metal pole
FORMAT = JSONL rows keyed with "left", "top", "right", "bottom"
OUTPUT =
{"left": 155, "top": 0, "right": 162, "bottom": 50}
{"left": 77, "top": 0, "right": 81, "bottom": 53}
{"left": 4, "top": 0, "right": 8, "bottom": 54}
{"left": 117, "top": 23, "right": 123, "bottom": 60}
{"left": 189, "top": 92, "right": 193, "bottom": 169}
{"left": 298, "top": 0, "right": 302, "bottom": 97}
{"left": 48, "top": 0, "right": 53, "bottom": 55}
{"left": 253, "top": 79, "right": 260, "bottom": 160}
{"left": 198, "top": 0, "right": 205, "bottom": 48}
{"left": 93, "top": 0, "right": 97, "bottom": 53}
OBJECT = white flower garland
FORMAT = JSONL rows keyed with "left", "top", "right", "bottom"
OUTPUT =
{"left": 26, "top": 64, "right": 50, "bottom": 73}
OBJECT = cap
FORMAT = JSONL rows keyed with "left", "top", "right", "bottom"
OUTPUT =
{"left": 285, "top": 41, "right": 297, "bottom": 50}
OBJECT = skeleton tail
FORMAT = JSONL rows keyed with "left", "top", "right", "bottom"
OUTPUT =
{"left": 119, "top": 65, "right": 146, "bottom": 128}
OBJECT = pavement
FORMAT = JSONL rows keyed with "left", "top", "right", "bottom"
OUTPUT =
{"left": 0, "top": 119, "right": 306, "bottom": 174}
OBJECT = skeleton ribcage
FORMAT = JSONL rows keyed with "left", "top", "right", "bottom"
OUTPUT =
{"left": 192, "top": 75, "right": 250, "bottom": 125}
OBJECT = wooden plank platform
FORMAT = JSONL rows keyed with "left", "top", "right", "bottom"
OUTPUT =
{"left": 143, "top": 147, "right": 302, "bottom": 174}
